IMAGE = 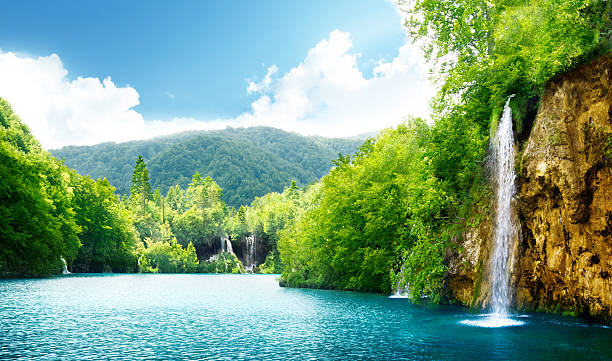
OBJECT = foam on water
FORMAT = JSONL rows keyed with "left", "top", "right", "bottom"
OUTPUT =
{"left": 460, "top": 314, "right": 526, "bottom": 328}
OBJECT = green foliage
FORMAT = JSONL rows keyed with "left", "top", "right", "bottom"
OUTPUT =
{"left": 71, "top": 173, "right": 138, "bottom": 273}
{"left": 198, "top": 252, "right": 244, "bottom": 274}
{"left": 0, "top": 99, "right": 80, "bottom": 277}
{"left": 137, "top": 240, "right": 199, "bottom": 273}
{"left": 51, "top": 127, "right": 363, "bottom": 207}
{"left": 259, "top": 252, "right": 282, "bottom": 274}
{"left": 403, "top": 0, "right": 611, "bottom": 133}
{"left": 401, "top": 237, "right": 447, "bottom": 302}
{"left": 171, "top": 174, "right": 227, "bottom": 249}
{"left": 130, "top": 154, "right": 152, "bottom": 214}
{"left": 279, "top": 121, "right": 451, "bottom": 295}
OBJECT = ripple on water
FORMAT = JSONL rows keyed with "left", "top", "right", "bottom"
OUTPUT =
{"left": 1, "top": 274, "right": 612, "bottom": 360}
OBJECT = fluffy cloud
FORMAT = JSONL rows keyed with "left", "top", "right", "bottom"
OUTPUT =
{"left": 0, "top": 52, "right": 145, "bottom": 149}
{"left": 239, "top": 30, "right": 434, "bottom": 137}
{"left": 247, "top": 65, "right": 278, "bottom": 94}
{"left": 0, "top": 30, "right": 434, "bottom": 149}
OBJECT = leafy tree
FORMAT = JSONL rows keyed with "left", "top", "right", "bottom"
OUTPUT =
{"left": 0, "top": 98, "right": 80, "bottom": 277}
{"left": 170, "top": 173, "right": 226, "bottom": 256}
{"left": 137, "top": 239, "right": 198, "bottom": 273}
{"left": 166, "top": 185, "right": 187, "bottom": 214}
{"left": 71, "top": 172, "right": 138, "bottom": 273}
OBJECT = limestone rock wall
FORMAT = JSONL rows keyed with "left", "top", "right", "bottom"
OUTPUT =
{"left": 445, "top": 55, "right": 612, "bottom": 322}
{"left": 514, "top": 55, "right": 612, "bottom": 321}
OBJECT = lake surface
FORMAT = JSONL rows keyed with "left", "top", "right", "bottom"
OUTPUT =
{"left": 0, "top": 274, "right": 610, "bottom": 360}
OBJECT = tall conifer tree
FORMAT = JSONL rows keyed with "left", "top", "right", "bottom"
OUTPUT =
{"left": 130, "top": 154, "right": 151, "bottom": 214}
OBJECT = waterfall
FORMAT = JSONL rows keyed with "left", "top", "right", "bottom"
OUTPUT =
{"left": 244, "top": 235, "right": 257, "bottom": 272}
{"left": 460, "top": 95, "right": 524, "bottom": 328}
{"left": 61, "top": 257, "right": 70, "bottom": 275}
{"left": 489, "top": 95, "right": 517, "bottom": 316}
{"left": 389, "top": 260, "right": 409, "bottom": 298}
{"left": 220, "top": 236, "right": 235, "bottom": 255}
{"left": 225, "top": 238, "right": 234, "bottom": 255}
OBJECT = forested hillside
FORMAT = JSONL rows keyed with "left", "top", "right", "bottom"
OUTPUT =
{"left": 51, "top": 127, "right": 363, "bottom": 207}
{"left": 0, "top": 96, "right": 308, "bottom": 277}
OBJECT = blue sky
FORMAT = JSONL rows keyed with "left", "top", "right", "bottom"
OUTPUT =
{"left": 0, "top": 0, "right": 434, "bottom": 148}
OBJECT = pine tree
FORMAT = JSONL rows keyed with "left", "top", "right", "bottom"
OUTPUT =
{"left": 130, "top": 154, "right": 151, "bottom": 214}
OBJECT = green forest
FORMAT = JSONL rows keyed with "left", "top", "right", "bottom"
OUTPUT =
{"left": 51, "top": 127, "right": 363, "bottom": 207}
{"left": 1, "top": 0, "right": 611, "bottom": 306}
{"left": 0, "top": 99, "right": 315, "bottom": 276}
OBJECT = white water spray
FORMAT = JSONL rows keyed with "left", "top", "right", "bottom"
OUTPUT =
{"left": 244, "top": 235, "right": 257, "bottom": 272}
{"left": 225, "top": 238, "right": 234, "bottom": 255}
{"left": 389, "top": 260, "right": 410, "bottom": 298}
{"left": 61, "top": 257, "right": 70, "bottom": 275}
{"left": 460, "top": 95, "right": 524, "bottom": 328}
{"left": 489, "top": 95, "right": 517, "bottom": 316}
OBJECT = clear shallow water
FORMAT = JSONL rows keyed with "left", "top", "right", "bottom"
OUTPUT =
{"left": 1, "top": 274, "right": 611, "bottom": 360}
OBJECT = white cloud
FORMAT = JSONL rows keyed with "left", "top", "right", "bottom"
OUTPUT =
{"left": 0, "top": 51, "right": 145, "bottom": 149}
{"left": 247, "top": 65, "right": 278, "bottom": 94}
{"left": 237, "top": 30, "right": 434, "bottom": 137}
{"left": 0, "top": 29, "right": 434, "bottom": 149}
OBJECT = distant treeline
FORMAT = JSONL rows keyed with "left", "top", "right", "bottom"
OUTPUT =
{"left": 51, "top": 127, "right": 363, "bottom": 208}
{"left": 0, "top": 98, "right": 315, "bottom": 276}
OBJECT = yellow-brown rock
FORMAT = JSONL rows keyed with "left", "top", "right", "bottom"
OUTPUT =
{"left": 445, "top": 54, "right": 612, "bottom": 323}
{"left": 515, "top": 55, "right": 612, "bottom": 322}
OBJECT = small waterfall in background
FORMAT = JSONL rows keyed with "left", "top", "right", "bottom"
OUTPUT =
{"left": 244, "top": 235, "right": 257, "bottom": 272}
{"left": 389, "top": 260, "right": 409, "bottom": 298}
{"left": 460, "top": 95, "right": 524, "bottom": 328}
{"left": 225, "top": 238, "right": 234, "bottom": 255}
{"left": 61, "top": 257, "right": 70, "bottom": 275}
{"left": 219, "top": 237, "right": 234, "bottom": 255}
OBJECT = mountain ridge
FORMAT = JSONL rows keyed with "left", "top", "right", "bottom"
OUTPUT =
{"left": 51, "top": 126, "right": 367, "bottom": 207}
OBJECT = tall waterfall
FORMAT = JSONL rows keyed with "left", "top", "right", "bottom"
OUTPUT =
{"left": 460, "top": 95, "right": 524, "bottom": 328}
{"left": 489, "top": 95, "right": 517, "bottom": 315}
{"left": 244, "top": 235, "right": 256, "bottom": 272}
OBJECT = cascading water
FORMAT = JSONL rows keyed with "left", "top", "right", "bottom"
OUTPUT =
{"left": 460, "top": 95, "right": 524, "bottom": 328}
{"left": 61, "top": 257, "right": 70, "bottom": 275}
{"left": 489, "top": 94, "right": 517, "bottom": 316}
{"left": 389, "top": 260, "right": 409, "bottom": 299}
{"left": 244, "top": 235, "right": 256, "bottom": 272}
{"left": 225, "top": 238, "right": 234, "bottom": 255}
{"left": 219, "top": 237, "right": 234, "bottom": 255}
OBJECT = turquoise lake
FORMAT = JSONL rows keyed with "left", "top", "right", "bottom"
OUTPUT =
{"left": 0, "top": 274, "right": 610, "bottom": 360}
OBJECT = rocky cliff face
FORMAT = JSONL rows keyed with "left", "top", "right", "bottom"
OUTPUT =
{"left": 446, "top": 55, "right": 612, "bottom": 322}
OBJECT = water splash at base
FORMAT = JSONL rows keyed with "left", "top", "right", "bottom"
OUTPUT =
{"left": 460, "top": 314, "right": 526, "bottom": 328}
